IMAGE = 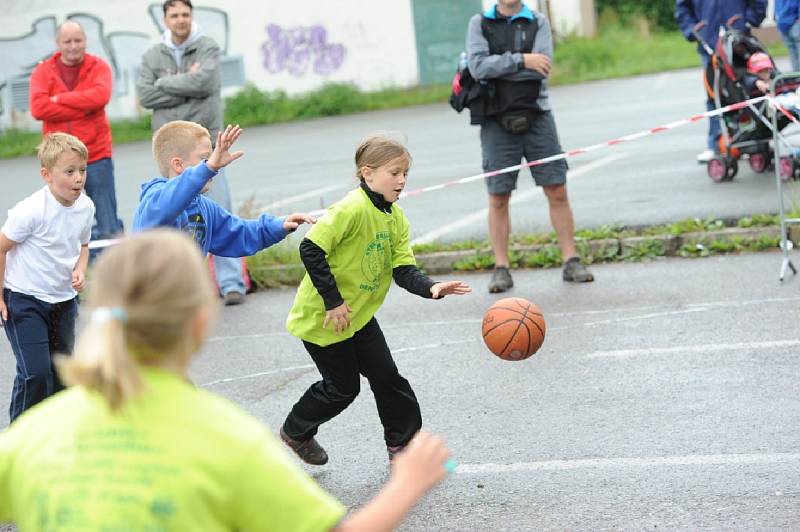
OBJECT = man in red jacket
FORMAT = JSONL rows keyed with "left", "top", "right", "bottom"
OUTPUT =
{"left": 29, "top": 21, "right": 123, "bottom": 251}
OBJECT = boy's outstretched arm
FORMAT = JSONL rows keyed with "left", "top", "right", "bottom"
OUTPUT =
{"left": 133, "top": 163, "right": 218, "bottom": 230}
{"left": 207, "top": 125, "right": 244, "bottom": 172}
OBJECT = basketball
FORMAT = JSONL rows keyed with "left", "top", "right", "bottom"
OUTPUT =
{"left": 481, "top": 297, "right": 546, "bottom": 361}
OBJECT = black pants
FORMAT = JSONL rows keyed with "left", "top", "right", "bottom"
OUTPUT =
{"left": 3, "top": 289, "right": 77, "bottom": 422}
{"left": 283, "top": 317, "right": 422, "bottom": 448}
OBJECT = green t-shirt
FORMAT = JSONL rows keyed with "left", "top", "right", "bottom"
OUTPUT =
{"left": 0, "top": 367, "right": 346, "bottom": 531}
{"left": 286, "top": 187, "right": 417, "bottom": 346}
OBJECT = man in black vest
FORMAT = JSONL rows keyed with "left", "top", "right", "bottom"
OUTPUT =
{"left": 466, "top": 0, "right": 593, "bottom": 293}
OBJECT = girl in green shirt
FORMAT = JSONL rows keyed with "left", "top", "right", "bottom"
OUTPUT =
{"left": 0, "top": 229, "right": 453, "bottom": 532}
{"left": 281, "top": 135, "right": 471, "bottom": 465}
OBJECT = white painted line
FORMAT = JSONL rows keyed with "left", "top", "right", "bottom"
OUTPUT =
{"left": 258, "top": 183, "right": 347, "bottom": 214}
{"left": 200, "top": 363, "right": 315, "bottom": 387}
{"left": 587, "top": 339, "right": 800, "bottom": 359}
{"left": 410, "top": 153, "right": 628, "bottom": 245}
{"left": 579, "top": 307, "right": 708, "bottom": 327}
{"left": 393, "top": 338, "right": 477, "bottom": 354}
{"left": 456, "top": 452, "right": 800, "bottom": 475}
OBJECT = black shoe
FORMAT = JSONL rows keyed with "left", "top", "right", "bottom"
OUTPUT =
{"left": 279, "top": 427, "right": 328, "bottom": 465}
{"left": 223, "top": 291, "right": 245, "bottom": 306}
{"left": 488, "top": 266, "right": 513, "bottom": 293}
{"left": 562, "top": 257, "right": 594, "bottom": 283}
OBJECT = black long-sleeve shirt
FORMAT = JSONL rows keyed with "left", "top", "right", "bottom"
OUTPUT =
{"left": 300, "top": 182, "right": 437, "bottom": 310}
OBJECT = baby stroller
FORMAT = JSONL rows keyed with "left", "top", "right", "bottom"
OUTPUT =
{"left": 696, "top": 22, "right": 794, "bottom": 182}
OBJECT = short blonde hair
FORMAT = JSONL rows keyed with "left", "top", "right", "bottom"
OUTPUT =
{"left": 57, "top": 229, "right": 218, "bottom": 410}
{"left": 152, "top": 120, "right": 210, "bottom": 177}
{"left": 37, "top": 133, "right": 88, "bottom": 170}
{"left": 354, "top": 134, "right": 412, "bottom": 180}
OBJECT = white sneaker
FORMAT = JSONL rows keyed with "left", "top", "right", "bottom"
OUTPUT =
{"left": 696, "top": 149, "right": 715, "bottom": 163}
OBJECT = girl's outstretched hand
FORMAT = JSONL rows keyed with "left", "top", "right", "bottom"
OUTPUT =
{"left": 207, "top": 125, "right": 244, "bottom": 171}
{"left": 430, "top": 281, "right": 471, "bottom": 299}
{"left": 390, "top": 431, "right": 451, "bottom": 496}
{"left": 283, "top": 213, "right": 317, "bottom": 231}
{"left": 323, "top": 302, "right": 352, "bottom": 333}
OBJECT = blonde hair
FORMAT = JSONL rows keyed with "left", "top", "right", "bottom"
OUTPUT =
{"left": 152, "top": 120, "right": 210, "bottom": 177}
{"left": 37, "top": 133, "right": 88, "bottom": 170}
{"left": 57, "top": 229, "right": 218, "bottom": 410}
{"left": 354, "top": 134, "right": 412, "bottom": 180}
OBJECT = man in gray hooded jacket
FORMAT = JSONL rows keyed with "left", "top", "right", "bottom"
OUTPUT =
{"left": 137, "top": 0, "right": 248, "bottom": 306}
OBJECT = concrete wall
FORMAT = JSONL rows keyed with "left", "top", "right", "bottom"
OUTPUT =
{"left": 0, "top": 0, "right": 421, "bottom": 128}
{"left": 0, "top": 0, "right": 600, "bottom": 130}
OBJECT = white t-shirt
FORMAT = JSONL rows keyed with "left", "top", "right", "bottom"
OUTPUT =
{"left": 2, "top": 186, "right": 94, "bottom": 303}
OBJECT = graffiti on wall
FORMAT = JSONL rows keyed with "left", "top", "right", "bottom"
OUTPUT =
{"left": 0, "top": 5, "right": 233, "bottom": 126}
{"left": 261, "top": 24, "right": 346, "bottom": 76}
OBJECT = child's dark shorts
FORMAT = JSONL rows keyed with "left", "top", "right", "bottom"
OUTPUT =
{"left": 480, "top": 110, "right": 568, "bottom": 195}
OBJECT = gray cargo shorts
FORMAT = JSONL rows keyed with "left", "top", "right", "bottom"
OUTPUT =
{"left": 480, "top": 110, "right": 568, "bottom": 195}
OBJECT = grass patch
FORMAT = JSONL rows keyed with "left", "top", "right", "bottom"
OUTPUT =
{"left": 0, "top": 129, "right": 41, "bottom": 159}
{"left": 245, "top": 235, "right": 306, "bottom": 288}
{"left": 234, "top": 213, "right": 785, "bottom": 286}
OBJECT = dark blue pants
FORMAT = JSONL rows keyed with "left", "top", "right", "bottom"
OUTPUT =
{"left": 3, "top": 289, "right": 77, "bottom": 422}
{"left": 282, "top": 317, "right": 422, "bottom": 448}
{"left": 700, "top": 53, "right": 722, "bottom": 152}
{"left": 86, "top": 157, "right": 124, "bottom": 260}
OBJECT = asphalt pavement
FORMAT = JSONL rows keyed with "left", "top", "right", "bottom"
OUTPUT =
{"left": 1, "top": 251, "right": 796, "bottom": 529}
{"left": 0, "top": 66, "right": 799, "bottom": 530}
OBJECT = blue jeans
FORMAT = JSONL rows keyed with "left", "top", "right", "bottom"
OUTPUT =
{"left": 780, "top": 21, "right": 800, "bottom": 73}
{"left": 86, "top": 158, "right": 124, "bottom": 259}
{"left": 3, "top": 289, "right": 77, "bottom": 422}
{"left": 700, "top": 53, "right": 722, "bottom": 152}
{"left": 203, "top": 168, "right": 246, "bottom": 295}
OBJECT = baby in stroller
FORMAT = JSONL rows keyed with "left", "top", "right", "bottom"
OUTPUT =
{"left": 743, "top": 52, "right": 777, "bottom": 95}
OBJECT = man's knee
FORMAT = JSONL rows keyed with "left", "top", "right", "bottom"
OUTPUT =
{"left": 543, "top": 184, "right": 568, "bottom": 204}
{"left": 488, "top": 193, "right": 512, "bottom": 211}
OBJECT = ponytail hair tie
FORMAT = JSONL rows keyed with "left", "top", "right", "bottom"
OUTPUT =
{"left": 91, "top": 307, "right": 128, "bottom": 324}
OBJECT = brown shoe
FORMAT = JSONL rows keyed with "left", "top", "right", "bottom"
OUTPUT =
{"left": 223, "top": 291, "right": 245, "bottom": 306}
{"left": 279, "top": 427, "right": 328, "bottom": 465}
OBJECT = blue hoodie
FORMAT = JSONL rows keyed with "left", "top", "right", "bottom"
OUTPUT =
{"left": 775, "top": 0, "right": 800, "bottom": 34}
{"left": 675, "top": 0, "right": 767, "bottom": 55}
{"left": 133, "top": 162, "right": 288, "bottom": 256}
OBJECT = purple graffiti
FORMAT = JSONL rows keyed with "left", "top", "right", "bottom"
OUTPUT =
{"left": 261, "top": 23, "right": 346, "bottom": 76}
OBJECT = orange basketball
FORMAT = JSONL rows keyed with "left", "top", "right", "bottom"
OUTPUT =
{"left": 481, "top": 297, "right": 546, "bottom": 361}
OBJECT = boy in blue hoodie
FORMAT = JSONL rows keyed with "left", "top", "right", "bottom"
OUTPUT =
{"left": 133, "top": 121, "right": 314, "bottom": 256}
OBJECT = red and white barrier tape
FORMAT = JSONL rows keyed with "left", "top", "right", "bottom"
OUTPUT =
{"left": 89, "top": 95, "right": 769, "bottom": 249}
{"left": 398, "top": 95, "right": 768, "bottom": 199}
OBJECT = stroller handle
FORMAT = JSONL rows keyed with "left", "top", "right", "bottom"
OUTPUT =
{"left": 691, "top": 28, "right": 715, "bottom": 56}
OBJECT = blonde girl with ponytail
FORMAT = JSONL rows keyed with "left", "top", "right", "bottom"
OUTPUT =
{"left": 0, "top": 229, "right": 452, "bottom": 532}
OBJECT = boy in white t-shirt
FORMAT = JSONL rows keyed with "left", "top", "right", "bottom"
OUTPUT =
{"left": 0, "top": 133, "right": 94, "bottom": 422}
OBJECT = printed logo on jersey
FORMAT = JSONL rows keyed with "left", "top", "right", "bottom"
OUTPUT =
{"left": 180, "top": 211, "right": 206, "bottom": 247}
{"left": 359, "top": 231, "right": 391, "bottom": 292}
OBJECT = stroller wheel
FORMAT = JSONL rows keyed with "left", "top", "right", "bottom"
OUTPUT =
{"left": 748, "top": 152, "right": 769, "bottom": 173}
{"left": 707, "top": 157, "right": 727, "bottom": 182}
{"left": 779, "top": 157, "right": 796, "bottom": 182}
{"left": 708, "top": 157, "right": 737, "bottom": 182}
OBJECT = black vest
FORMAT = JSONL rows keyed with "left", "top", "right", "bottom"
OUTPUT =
{"left": 480, "top": 14, "right": 541, "bottom": 116}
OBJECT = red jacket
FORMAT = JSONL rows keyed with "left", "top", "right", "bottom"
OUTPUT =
{"left": 29, "top": 52, "right": 113, "bottom": 163}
